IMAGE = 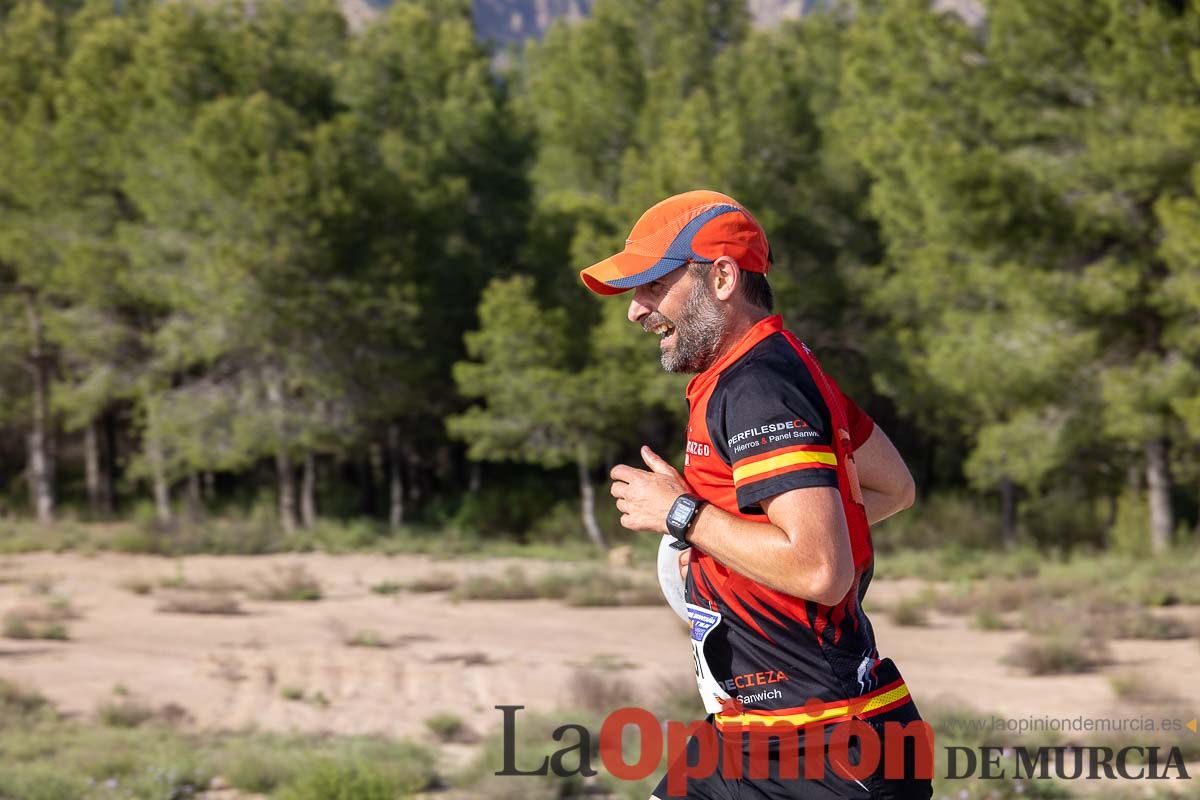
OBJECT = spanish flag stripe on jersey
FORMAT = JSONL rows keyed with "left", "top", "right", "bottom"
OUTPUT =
{"left": 734, "top": 460, "right": 835, "bottom": 488}
{"left": 732, "top": 448, "right": 838, "bottom": 485}
{"left": 713, "top": 679, "right": 910, "bottom": 731}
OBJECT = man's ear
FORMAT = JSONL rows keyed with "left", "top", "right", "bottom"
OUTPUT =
{"left": 711, "top": 256, "right": 741, "bottom": 302}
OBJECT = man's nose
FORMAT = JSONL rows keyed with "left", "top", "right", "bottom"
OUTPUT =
{"left": 628, "top": 291, "right": 653, "bottom": 325}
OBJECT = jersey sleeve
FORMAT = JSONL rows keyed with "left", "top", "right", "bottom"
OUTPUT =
{"left": 711, "top": 357, "right": 840, "bottom": 514}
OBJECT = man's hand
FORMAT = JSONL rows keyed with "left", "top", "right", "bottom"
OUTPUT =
{"left": 609, "top": 446, "right": 690, "bottom": 533}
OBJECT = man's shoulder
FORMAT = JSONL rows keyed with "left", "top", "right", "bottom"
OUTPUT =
{"left": 713, "top": 330, "right": 818, "bottom": 399}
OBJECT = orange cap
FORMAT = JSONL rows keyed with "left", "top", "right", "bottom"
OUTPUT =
{"left": 580, "top": 190, "right": 771, "bottom": 296}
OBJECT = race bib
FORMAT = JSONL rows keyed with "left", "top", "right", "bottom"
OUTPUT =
{"left": 686, "top": 602, "right": 730, "bottom": 714}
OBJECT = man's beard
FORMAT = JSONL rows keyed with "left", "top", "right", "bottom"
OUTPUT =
{"left": 644, "top": 278, "right": 726, "bottom": 373}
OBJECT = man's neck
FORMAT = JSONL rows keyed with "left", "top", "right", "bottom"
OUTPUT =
{"left": 708, "top": 307, "right": 771, "bottom": 369}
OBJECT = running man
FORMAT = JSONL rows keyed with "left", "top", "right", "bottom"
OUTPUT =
{"left": 581, "top": 191, "right": 933, "bottom": 799}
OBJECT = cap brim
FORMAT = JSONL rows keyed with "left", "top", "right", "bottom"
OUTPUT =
{"left": 580, "top": 250, "right": 685, "bottom": 296}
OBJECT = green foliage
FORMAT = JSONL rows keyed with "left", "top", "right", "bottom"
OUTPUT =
{"left": 0, "top": 0, "right": 1198, "bottom": 562}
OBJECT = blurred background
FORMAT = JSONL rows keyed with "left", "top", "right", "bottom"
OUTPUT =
{"left": 0, "top": 0, "right": 1198, "bottom": 798}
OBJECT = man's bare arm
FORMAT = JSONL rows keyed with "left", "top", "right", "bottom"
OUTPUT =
{"left": 683, "top": 486, "right": 854, "bottom": 605}
{"left": 853, "top": 425, "right": 915, "bottom": 525}
{"left": 611, "top": 448, "right": 854, "bottom": 605}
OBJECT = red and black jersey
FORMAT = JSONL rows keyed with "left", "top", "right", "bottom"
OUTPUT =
{"left": 682, "top": 315, "right": 912, "bottom": 734}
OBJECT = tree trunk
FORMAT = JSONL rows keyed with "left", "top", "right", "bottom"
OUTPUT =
{"left": 576, "top": 445, "right": 606, "bottom": 551}
{"left": 1145, "top": 437, "right": 1173, "bottom": 554}
{"left": 275, "top": 448, "right": 296, "bottom": 535}
{"left": 999, "top": 477, "right": 1017, "bottom": 548}
{"left": 264, "top": 373, "right": 296, "bottom": 535}
{"left": 144, "top": 418, "right": 172, "bottom": 527}
{"left": 84, "top": 419, "right": 103, "bottom": 518}
{"left": 468, "top": 462, "right": 481, "bottom": 494}
{"left": 387, "top": 424, "right": 404, "bottom": 531}
{"left": 300, "top": 452, "right": 317, "bottom": 529}
{"left": 202, "top": 471, "right": 215, "bottom": 502}
{"left": 24, "top": 293, "right": 54, "bottom": 525}
{"left": 101, "top": 410, "right": 117, "bottom": 515}
{"left": 185, "top": 472, "right": 204, "bottom": 522}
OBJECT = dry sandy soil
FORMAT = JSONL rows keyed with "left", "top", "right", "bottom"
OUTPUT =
{"left": 1, "top": 550, "right": 1198, "bottom": 749}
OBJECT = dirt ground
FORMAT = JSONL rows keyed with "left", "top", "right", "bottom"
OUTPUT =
{"left": 1, "top": 550, "right": 1198, "bottom": 746}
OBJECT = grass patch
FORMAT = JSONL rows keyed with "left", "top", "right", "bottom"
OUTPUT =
{"left": 1003, "top": 632, "right": 1110, "bottom": 675}
{"left": 3, "top": 617, "right": 68, "bottom": 640}
{"left": 570, "top": 668, "right": 636, "bottom": 715}
{"left": 452, "top": 566, "right": 539, "bottom": 601}
{"left": 970, "top": 608, "right": 1013, "bottom": 631}
{"left": 1109, "top": 673, "right": 1180, "bottom": 705}
{"left": 404, "top": 572, "right": 458, "bottom": 593}
{"left": 326, "top": 619, "right": 391, "bottom": 649}
{"left": 120, "top": 576, "right": 155, "bottom": 595}
{"left": 889, "top": 593, "right": 931, "bottom": 627}
{"left": 155, "top": 590, "right": 243, "bottom": 616}
{"left": 0, "top": 688, "right": 435, "bottom": 799}
{"left": 0, "top": 678, "right": 49, "bottom": 720}
{"left": 345, "top": 629, "right": 389, "bottom": 648}
{"left": 97, "top": 699, "right": 158, "bottom": 729}
{"left": 368, "top": 579, "right": 403, "bottom": 595}
{"left": 274, "top": 756, "right": 425, "bottom": 800}
{"left": 1106, "top": 607, "right": 1193, "bottom": 640}
{"left": 3, "top": 598, "right": 75, "bottom": 640}
{"left": 250, "top": 564, "right": 322, "bottom": 602}
{"left": 450, "top": 565, "right": 660, "bottom": 607}
{"left": 424, "top": 712, "right": 473, "bottom": 743}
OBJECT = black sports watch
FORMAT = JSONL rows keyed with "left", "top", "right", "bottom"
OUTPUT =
{"left": 666, "top": 493, "right": 704, "bottom": 550}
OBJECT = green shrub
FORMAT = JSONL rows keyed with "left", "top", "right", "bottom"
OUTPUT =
{"left": 108, "top": 527, "right": 168, "bottom": 555}
{"left": 872, "top": 493, "right": 1003, "bottom": 553}
{"left": 424, "top": 713, "right": 466, "bottom": 742}
{"left": 155, "top": 590, "right": 243, "bottom": 615}
{"left": 120, "top": 576, "right": 155, "bottom": 595}
{"left": 1109, "top": 673, "right": 1179, "bottom": 705}
{"left": 1003, "top": 633, "right": 1110, "bottom": 675}
{"left": 0, "top": 765, "right": 88, "bottom": 800}
{"left": 451, "top": 566, "right": 538, "bottom": 601}
{"left": 275, "top": 751, "right": 431, "bottom": 800}
{"left": 98, "top": 700, "right": 157, "bottom": 729}
{"left": 403, "top": 572, "right": 458, "bottom": 593}
{"left": 250, "top": 564, "right": 322, "bottom": 601}
{"left": 1106, "top": 607, "right": 1192, "bottom": 640}
{"left": 3, "top": 614, "right": 69, "bottom": 641}
{"left": 343, "top": 629, "right": 390, "bottom": 648}
{"left": 970, "top": 608, "right": 1012, "bottom": 631}
{"left": 889, "top": 598, "right": 929, "bottom": 627}
{"left": 0, "top": 678, "right": 49, "bottom": 721}
{"left": 525, "top": 501, "right": 586, "bottom": 544}
{"left": 218, "top": 736, "right": 308, "bottom": 793}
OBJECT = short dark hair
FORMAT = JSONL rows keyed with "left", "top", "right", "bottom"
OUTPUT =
{"left": 739, "top": 271, "right": 774, "bottom": 312}
{"left": 687, "top": 261, "right": 774, "bottom": 312}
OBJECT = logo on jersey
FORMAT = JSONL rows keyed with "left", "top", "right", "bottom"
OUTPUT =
{"left": 686, "top": 440, "right": 711, "bottom": 458}
{"left": 727, "top": 419, "right": 818, "bottom": 449}
{"left": 722, "top": 669, "right": 789, "bottom": 693}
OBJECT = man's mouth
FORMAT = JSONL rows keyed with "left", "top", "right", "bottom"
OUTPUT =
{"left": 650, "top": 322, "right": 676, "bottom": 347}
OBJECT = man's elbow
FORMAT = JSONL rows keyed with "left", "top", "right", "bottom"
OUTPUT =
{"left": 896, "top": 474, "right": 916, "bottom": 512}
{"left": 805, "top": 559, "right": 854, "bottom": 606}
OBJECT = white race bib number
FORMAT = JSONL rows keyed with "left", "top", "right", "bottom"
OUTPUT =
{"left": 686, "top": 602, "right": 731, "bottom": 714}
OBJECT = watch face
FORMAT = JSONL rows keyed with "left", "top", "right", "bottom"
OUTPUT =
{"left": 668, "top": 505, "right": 691, "bottom": 527}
